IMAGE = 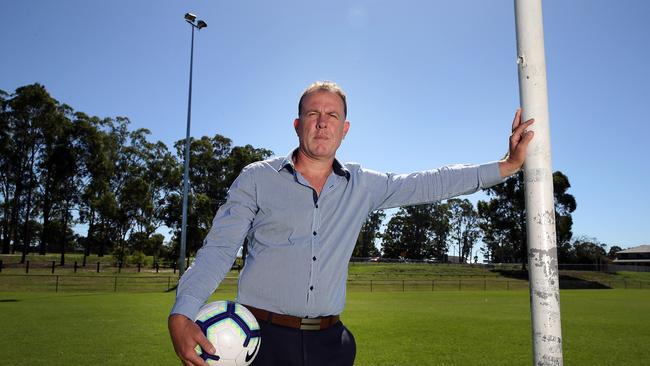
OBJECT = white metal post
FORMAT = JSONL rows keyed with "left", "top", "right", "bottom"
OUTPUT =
{"left": 514, "top": 0, "right": 564, "bottom": 365}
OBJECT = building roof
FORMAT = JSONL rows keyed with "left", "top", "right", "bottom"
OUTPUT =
{"left": 618, "top": 245, "right": 650, "bottom": 254}
{"left": 612, "top": 259, "right": 650, "bottom": 263}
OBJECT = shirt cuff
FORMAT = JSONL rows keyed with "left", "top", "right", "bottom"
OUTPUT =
{"left": 478, "top": 161, "right": 507, "bottom": 188}
{"left": 170, "top": 295, "right": 205, "bottom": 320}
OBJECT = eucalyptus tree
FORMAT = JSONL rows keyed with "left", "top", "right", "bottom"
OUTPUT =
{"left": 607, "top": 245, "right": 623, "bottom": 260}
{"left": 1, "top": 85, "right": 83, "bottom": 262}
{"left": 478, "top": 170, "right": 576, "bottom": 266}
{"left": 0, "top": 89, "right": 11, "bottom": 254}
{"left": 83, "top": 116, "right": 129, "bottom": 258}
{"left": 49, "top": 106, "right": 82, "bottom": 265}
{"left": 572, "top": 236, "right": 606, "bottom": 265}
{"left": 3, "top": 84, "right": 61, "bottom": 262}
{"left": 381, "top": 203, "right": 449, "bottom": 260}
{"left": 429, "top": 202, "right": 451, "bottom": 260}
{"left": 447, "top": 198, "right": 480, "bottom": 263}
{"left": 76, "top": 113, "right": 116, "bottom": 261}
{"left": 111, "top": 127, "right": 160, "bottom": 264}
{"left": 37, "top": 103, "right": 82, "bottom": 265}
{"left": 353, "top": 210, "right": 384, "bottom": 258}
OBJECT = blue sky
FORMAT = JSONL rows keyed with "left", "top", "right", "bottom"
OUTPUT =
{"left": 1, "top": 0, "right": 649, "bottom": 252}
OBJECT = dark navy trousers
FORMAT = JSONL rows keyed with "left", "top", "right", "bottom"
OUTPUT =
{"left": 250, "top": 321, "right": 356, "bottom": 366}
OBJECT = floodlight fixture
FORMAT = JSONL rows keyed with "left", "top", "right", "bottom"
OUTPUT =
{"left": 185, "top": 13, "right": 197, "bottom": 22}
{"left": 197, "top": 20, "right": 208, "bottom": 29}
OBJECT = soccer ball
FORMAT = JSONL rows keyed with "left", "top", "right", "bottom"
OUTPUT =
{"left": 194, "top": 301, "right": 262, "bottom": 366}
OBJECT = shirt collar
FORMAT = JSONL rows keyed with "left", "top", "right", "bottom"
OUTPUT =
{"left": 279, "top": 148, "right": 350, "bottom": 181}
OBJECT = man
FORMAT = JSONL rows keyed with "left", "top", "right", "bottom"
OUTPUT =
{"left": 169, "top": 81, "right": 534, "bottom": 366}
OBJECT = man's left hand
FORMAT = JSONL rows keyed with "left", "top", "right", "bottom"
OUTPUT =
{"left": 499, "top": 109, "right": 535, "bottom": 178}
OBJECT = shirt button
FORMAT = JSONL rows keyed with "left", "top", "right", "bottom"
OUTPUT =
{"left": 313, "top": 231, "right": 317, "bottom": 236}
{"left": 309, "top": 286, "right": 314, "bottom": 291}
{"left": 312, "top": 256, "right": 317, "bottom": 261}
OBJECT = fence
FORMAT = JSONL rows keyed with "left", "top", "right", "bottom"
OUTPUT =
{"left": 0, "top": 259, "right": 179, "bottom": 274}
{"left": 1, "top": 274, "right": 648, "bottom": 293}
{"left": 0, "top": 258, "right": 243, "bottom": 275}
{"left": 348, "top": 259, "right": 650, "bottom": 273}
{"left": 0, "top": 274, "right": 240, "bottom": 293}
{"left": 348, "top": 279, "right": 650, "bottom": 291}
{"left": 606, "top": 264, "right": 650, "bottom": 273}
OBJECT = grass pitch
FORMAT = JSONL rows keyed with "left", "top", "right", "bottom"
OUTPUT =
{"left": 1, "top": 289, "right": 648, "bottom": 365}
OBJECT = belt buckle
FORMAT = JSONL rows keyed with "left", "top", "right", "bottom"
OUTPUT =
{"left": 300, "top": 318, "right": 322, "bottom": 331}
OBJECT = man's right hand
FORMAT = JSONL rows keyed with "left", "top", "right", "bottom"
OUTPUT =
{"left": 168, "top": 313, "right": 216, "bottom": 366}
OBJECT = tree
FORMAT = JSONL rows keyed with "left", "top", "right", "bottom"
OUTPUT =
{"left": 607, "top": 245, "right": 623, "bottom": 260}
{"left": 572, "top": 236, "right": 607, "bottom": 265}
{"left": 381, "top": 212, "right": 407, "bottom": 259}
{"left": 76, "top": 114, "right": 118, "bottom": 260}
{"left": 553, "top": 171, "right": 577, "bottom": 254}
{"left": 37, "top": 103, "right": 82, "bottom": 266}
{"left": 429, "top": 202, "right": 451, "bottom": 260}
{"left": 353, "top": 210, "right": 384, "bottom": 258}
{"left": 381, "top": 203, "right": 450, "bottom": 260}
{"left": 3, "top": 84, "right": 62, "bottom": 262}
{"left": 477, "top": 173, "right": 526, "bottom": 264}
{"left": 0, "top": 89, "right": 12, "bottom": 254}
{"left": 478, "top": 171, "right": 576, "bottom": 267}
{"left": 447, "top": 198, "right": 480, "bottom": 263}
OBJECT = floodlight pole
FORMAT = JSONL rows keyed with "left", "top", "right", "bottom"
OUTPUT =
{"left": 179, "top": 13, "right": 207, "bottom": 277}
{"left": 514, "top": 1, "right": 564, "bottom": 365}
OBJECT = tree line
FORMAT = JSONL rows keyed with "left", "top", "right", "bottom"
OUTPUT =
{"left": 1, "top": 84, "right": 611, "bottom": 267}
{"left": 0, "top": 84, "right": 271, "bottom": 266}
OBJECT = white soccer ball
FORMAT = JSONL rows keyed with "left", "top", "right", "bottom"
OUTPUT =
{"left": 194, "top": 301, "right": 262, "bottom": 366}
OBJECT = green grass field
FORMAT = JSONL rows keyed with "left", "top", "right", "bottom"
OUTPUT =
{"left": 1, "top": 289, "right": 648, "bottom": 365}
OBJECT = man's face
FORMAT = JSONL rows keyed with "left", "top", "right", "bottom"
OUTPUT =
{"left": 294, "top": 90, "right": 350, "bottom": 161}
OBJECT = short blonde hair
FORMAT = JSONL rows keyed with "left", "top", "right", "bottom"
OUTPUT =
{"left": 298, "top": 80, "right": 347, "bottom": 117}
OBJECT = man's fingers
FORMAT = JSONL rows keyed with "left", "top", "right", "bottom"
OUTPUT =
{"left": 179, "top": 347, "right": 210, "bottom": 366}
{"left": 516, "top": 118, "right": 534, "bottom": 133}
{"left": 512, "top": 130, "right": 535, "bottom": 161}
{"left": 512, "top": 118, "right": 534, "bottom": 142}
{"left": 519, "top": 130, "right": 534, "bottom": 148}
{"left": 511, "top": 108, "right": 522, "bottom": 131}
{"left": 195, "top": 331, "right": 216, "bottom": 355}
{"left": 503, "top": 109, "right": 535, "bottom": 176}
{"left": 177, "top": 334, "right": 211, "bottom": 366}
{"left": 169, "top": 314, "right": 213, "bottom": 366}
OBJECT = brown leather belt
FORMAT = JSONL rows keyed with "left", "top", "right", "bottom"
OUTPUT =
{"left": 243, "top": 304, "right": 340, "bottom": 331}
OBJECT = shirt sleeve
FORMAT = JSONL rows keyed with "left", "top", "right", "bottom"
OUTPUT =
{"left": 362, "top": 161, "right": 504, "bottom": 211}
{"left": 170, "top": 165, "right": 258, "bottom": 320}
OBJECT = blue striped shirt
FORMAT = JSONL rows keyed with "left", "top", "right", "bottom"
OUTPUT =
{"left": 171, "top": 149, "right": 504, "bottom": 320}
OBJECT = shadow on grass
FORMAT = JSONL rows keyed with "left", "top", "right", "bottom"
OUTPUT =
{"left": 491, "top": 269, "right": 611, "bottom": 289}
{"left": 165, "top": 284, "right": 178, "bottom": 293}
{"left": 0, "top": 299, "right": 20, "bottom": 302}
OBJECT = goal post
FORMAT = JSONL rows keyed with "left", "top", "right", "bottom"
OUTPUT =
{"left": 514, "top": 0, "right": 564, "bottom": 365}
